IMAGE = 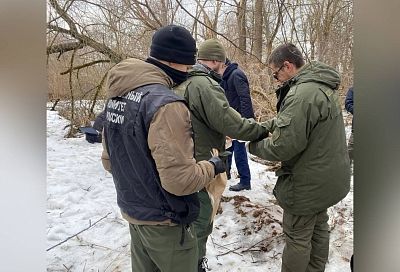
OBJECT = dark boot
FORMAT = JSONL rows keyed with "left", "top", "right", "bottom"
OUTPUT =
{"left": 198, "top": 257, "right": 209, "bottom": 272}
{"left": 229, "top": 183, "right": 251, "bottom": 191}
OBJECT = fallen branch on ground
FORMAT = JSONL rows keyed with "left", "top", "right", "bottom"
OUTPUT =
{"left": 241, "top": 234, "right": 284, "bottom": 253}
{"left": 47, "top": 212, "right": 112, "bottom": 251}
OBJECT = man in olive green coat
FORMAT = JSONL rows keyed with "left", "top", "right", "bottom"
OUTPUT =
{"left": 248, "top": 43, "right": 350, "bottom": 272}
{"left": 174, "top": 39, "right": 268, "bottom": 271}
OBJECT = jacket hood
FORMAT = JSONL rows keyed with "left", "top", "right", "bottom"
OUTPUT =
{"left": 222, "top": 62, "right": 238, "bottom": 80}
{"left": 191, "top": 62, "right": 222, "bottom": 82}
{"left": 106, "top": 58, "right": 173, "bottom": 98}
{"left": 293, "top": 60, "right": 340, "bottom": 90}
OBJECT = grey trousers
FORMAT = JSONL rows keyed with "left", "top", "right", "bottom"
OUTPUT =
{"left": 281, "top": 210, "right": 330, "bottom": 272}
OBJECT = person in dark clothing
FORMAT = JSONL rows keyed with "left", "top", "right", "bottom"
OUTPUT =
{"left": 80, "top": 111, "right": 106, "bottom": 143}
{"left": 345, "top": 86, "right": 354, "bottom": 162}
{"left": 345, "top": 87, "right": 354, "bottom": 270}
{"left": 220, "top": 58, "right": 255, "bottom": 191}
{"left": 101, "top": 25, "right": 225, "bottom": 272}
{"left": 350, "top": 254, "right": 354, "bottom": 271}
{"left": 92, "top": 110, "right": 106, "bottom": 132}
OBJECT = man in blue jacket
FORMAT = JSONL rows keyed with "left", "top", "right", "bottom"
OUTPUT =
{"left": 220, "top": 58, "right": 255, "bottom": 191}
{"left": 345, "top": 86, "right": 354, "bottom": 163}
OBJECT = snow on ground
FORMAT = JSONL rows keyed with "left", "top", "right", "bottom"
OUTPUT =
{"left": 47, "top": 110, "right": 353, "bottom": 271}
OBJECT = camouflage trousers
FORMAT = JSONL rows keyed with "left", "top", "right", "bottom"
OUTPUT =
{"left": 129, "top": 223, "right": 198, "bottom": 272}
{"left": 281, "top": 210, "right": 330, "bottom": 272}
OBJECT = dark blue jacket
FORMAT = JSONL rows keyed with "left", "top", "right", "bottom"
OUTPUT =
{"left": 345, "top": 87, "right": 353, "bottom": 114}
{"left": 221, "top": 63, "right": 255, "bottom": 119}
{"left": 103, "top": 84, "right": 200, "bottom": 225}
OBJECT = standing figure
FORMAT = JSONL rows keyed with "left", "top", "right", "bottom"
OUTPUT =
{"left": 101, "top": 25, "right": 225, "bottom": 272}
{"left": 221, "top": 58, "right": 255, "bottom": 191}
{"left": 174, "top": 39, "right": 268, "bottom": 272}
{"left": 345, "top": 86, "right": 354, "bottom": 163}
{"left": 249, "top": 43, "right": 351, "bottom": 272}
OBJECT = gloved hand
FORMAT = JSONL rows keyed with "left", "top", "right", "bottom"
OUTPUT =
{"left": 208, "top": 156, "right": 226, "bottom": 176}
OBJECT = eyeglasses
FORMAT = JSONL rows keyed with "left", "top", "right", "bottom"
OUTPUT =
{"left": 272, "top": 63, "right": 285, "bottom": 80}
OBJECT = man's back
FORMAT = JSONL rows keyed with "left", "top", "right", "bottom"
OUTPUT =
{"left": 101, "top": 25, "right": 224, "bottom": 272}
{"left": 174, "top": 65, "right": 266, "bottom": 161}
{"left": 102, "top": 58, "right": 216, "bottom": 225}
{"left": 174, "top": 59, "right": 267, "bottom": 272}
{"left": 221, "top": 62, "right": 255, "bottom": 119}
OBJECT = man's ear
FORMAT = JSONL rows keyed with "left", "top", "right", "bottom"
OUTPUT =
{"left": 283, "top": 60, "right": 290, "bottom": 68}
{"left": 285, "top": 61, "right": 295, "bottom": 72}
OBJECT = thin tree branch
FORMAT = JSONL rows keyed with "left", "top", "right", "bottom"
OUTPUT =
{"left": 175, "top": 0, "right": 263, "bottom": 63}
{"left": 47, "top": 41, "right": 85, "bottom": 55}
{"left": 60, "top": 59, "right": 111, "bottom": 75}
{"left": 49, "top": 0, "right": 78, "bottom": 33}
{"left": 281, "top": 0, "right": 310, "bottom": 62}
{"left": 46, "top": 212, "right": 112, "bottom": 251}
{"left": 48, "top": 24, "right": 124, "bottom": 63}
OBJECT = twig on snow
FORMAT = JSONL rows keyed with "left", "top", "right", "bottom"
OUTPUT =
{"left": 241, "top": 233, "right": 284, "bottom": 254}
{"left": 63, "top": 263, "right": 72, "bottom": 271}
{"left": 213, "top": 240, "right": 243, "bottom": 256}
{"left": 240, "top": 237, "right": 271, "bottom": 253}
{"left": 47, "top": 212, "right": 112, "bottom": 251}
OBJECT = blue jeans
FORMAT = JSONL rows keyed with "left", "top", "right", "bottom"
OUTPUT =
{"left": 227, "top": 140, "right": 251, "bottom": 186}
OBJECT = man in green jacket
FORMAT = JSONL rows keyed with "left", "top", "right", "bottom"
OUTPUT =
{"left": 249, "top": 43, "right": 350, "bottom": 272}
{"left": 174, "top": 39, "right": 268, "bottom": 272}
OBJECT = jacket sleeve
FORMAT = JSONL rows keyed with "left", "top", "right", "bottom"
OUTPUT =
{"left": 345, "top": 87, "right": 353, "bottom": 114}
{"left": 190, "top": 81, "right": 268, "bottom": 141}
{"left": 233, "top": 70, "right": 255, "bottom": 119}
{"left": 148, "top": 102, "right": 215, "bottom": 196}
{"left": 249, "top": 94, "right": 315, "bottom": 162}
{"left": 93, "top": 110, "right": 106, "bottom": 131}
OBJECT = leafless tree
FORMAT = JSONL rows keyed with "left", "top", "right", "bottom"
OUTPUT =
{"left": 47, "top": 0, "right": 354, "bottom": 136}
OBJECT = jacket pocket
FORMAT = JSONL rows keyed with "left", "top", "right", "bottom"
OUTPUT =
{"left": 273, "top": 174, "right": 294, "bottom": 208}
{"left": 271, "top": 114, "right": 292, "bottom": 143}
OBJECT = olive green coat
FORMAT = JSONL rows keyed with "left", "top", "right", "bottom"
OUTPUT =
{"left": 174, "top": 65, "right": 268, "bottom": 161}
{"left": 249, "top": 61, "right": 351, "bottom": 215}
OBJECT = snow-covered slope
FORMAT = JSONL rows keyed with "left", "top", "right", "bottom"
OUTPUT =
{"left": 47, "top": 110, "right": 353, "bottom": 271}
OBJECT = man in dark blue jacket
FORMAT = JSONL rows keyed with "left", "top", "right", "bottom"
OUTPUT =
{"left": 345, "top": 86, "right": 354, "bottom": 162}
{"left": 221, "top": 58, "right": 255, "bottom": 191}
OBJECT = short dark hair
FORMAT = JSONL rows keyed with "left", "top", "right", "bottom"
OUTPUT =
{"left": 268, "top": 43, "right": 305, "bottom": 68}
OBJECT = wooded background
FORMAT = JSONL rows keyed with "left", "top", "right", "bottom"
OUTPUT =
{"left": 47, "top": 0, "right": 353, "bottom": 136}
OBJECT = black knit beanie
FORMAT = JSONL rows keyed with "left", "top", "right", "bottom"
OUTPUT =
{"left": 150, "top": 25, "right": 197, "bottom": 65}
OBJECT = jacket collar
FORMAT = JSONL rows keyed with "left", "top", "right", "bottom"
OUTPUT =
{"left": 222, "top": 62, "right": 238, "bottom": 80}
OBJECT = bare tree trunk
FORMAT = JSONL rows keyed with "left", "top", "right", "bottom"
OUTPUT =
{"left": 67, "top": 49, "right": 78, "bottom": 138}
{"left": 47, "top": 0, "right": 353, "bottom": 136}
{"left": 253, "top": 0, "right": 263, "bottom": 61}
{"left": 265, "top": 0, "right": 283, "bottom": 57}
{"left": 237, "top": 0, "right": 247, "bottom": 52}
